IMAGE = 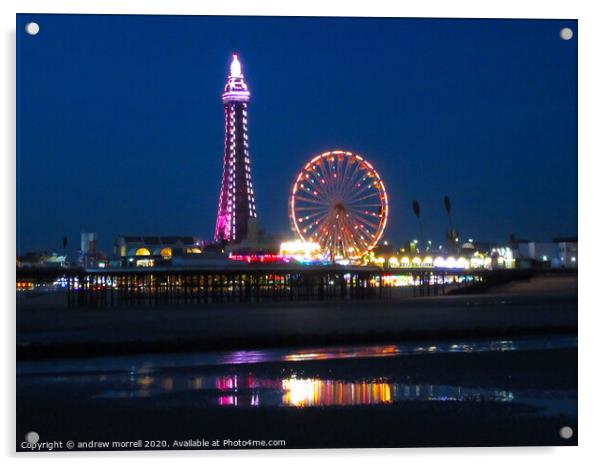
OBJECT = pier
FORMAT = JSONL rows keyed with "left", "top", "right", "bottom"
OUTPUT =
{"left": 14, "top": 264, "right": 545, "bottom": 308}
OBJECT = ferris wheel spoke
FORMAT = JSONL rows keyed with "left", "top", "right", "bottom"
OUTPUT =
{"left": 315, "top": 159, "right": 333, "bottom": 194}
{"left": 297, "top": 218, "right": 329, "bottom": 230}
{"left": 347, "top": 180, "right": 378, "bottom": 202}
{"left": 294, "top": 204, "right": 330, "bottom": 213}
{"left": 338, "top": 157, "right": 354, "bottom": 193}
{"left": 350, "top": 230, "right": 370, "bottom": 254}
{"left": 350, "top": 202, "right": 383, "bottom": 209}
{"left": 341, "top": 215, "right": 368, "bottom": 255}
{"left": 345, "top": 156, "right": 363, "bottom": 181}
{"left": 339, "top": 179, "right": 359, "bottom": 201}
{"left": 357, "top": 220, "right": 376, "bottom": 238}
{"left": 310, "top": 162, "right": 334, "bottom": 199}
{"left": 324, "top": 158, "right": 340, "bottom": 197}
{"left": 341, "top": 171, "right": 366, "bottom": 200}
{"left": 348, "top": 190, "right": 381, "bottom": 204}
{"left": 294, "top": 194, "right": 330, "bottom": 206}
{"left": 347, "top": 198, "right": 381, "bottom": 212}
{"left": 295, "top": 211, "right": 330, "bottom": 224}
{"left": 337, "top": 221, "right": 351, "bottom": 256}
{"left": 301, "top": 212, "right": 330, "bottom": 229}
{"left": 341, "top": 213, "right": 361, "bottom": 253}
{"left": 313, "top": 211, "right": 337, "bottom": 242}
{"left": 329, "top": 157, "right": 344, "bottom": 196}
{"left": 343, "top": 178, "right": 373, "bottom": 204}
{"left": 353, "top": 178, "right": 382, "bottom": 199}
{"left": 304, "top": 173, "right": 331, "bottom": 199}
{"left": 306, "top": 208, "right": 330, "bottom": 223}
{"left": 330, "top": 224, "right": 344, "bottom": 254}
{"left": 352, "top": 211, "right": 379, "bottom": 229}
{"left": 354, "top": 221, "right": 378, "bottom": 245}
{"left": 339, "top": 231, "right": 353, "bottom": 257}
{"left": 347, "top": 209, "right": 380, "bottom": 232}
{"left": 312, "top": 179, "right": 333, "bottom": 201}
{"left": 297, "top": 182, "right": 331, "bottom": 201}
{"left": 347, "top": 160, "right": 371, "bottom": 186}
{"left": 347, "top": 224, "right": 372, "bottom": 252}
{"left": 330, "top": 159, "right": 342, "bottom": 197}
{"left": 321, "top": 219, "right": 337, "bottom": 255}
{"left": 294, "top": 204, "right": 329, "bottom": 211}
{"left": 335, "top": 155, "right": 345, "bottom": 194}
{"left": 349, "top": 216, "right": 378, "bottom": 231}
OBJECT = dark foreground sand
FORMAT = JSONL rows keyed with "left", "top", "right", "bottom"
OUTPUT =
{"left": 489, "top": 274, "right": 577, "bottom": 295}
{"left": 17, "top": 347, "right": 577, "bottom": 448}
{"left": 16, "top": 275, "right": 577, "bottom": 449}
{"left": 17, "top": 275, "right": 577, "bottom": 359}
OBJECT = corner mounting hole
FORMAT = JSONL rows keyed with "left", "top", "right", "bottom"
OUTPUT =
{"left": 559, "top": 426, "right": 573, "bottom": 439}
{"left": 560, "top": 27, "right": 573, "bottom": 40}
{"left": 25, "top": 431, "right": 39, "bottom": 443}
{"left": 25, "top": 22, "right": 40, "bottom": 36}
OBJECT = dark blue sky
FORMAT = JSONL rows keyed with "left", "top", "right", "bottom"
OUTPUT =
{"left": 17, "top": 14, "right": 577, "bottom": 254}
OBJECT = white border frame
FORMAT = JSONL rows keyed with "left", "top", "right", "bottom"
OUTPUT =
{"left": 3, "top": 1, "right": 599, "bottom": 464}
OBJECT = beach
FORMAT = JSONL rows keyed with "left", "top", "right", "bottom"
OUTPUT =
{"left": 16, "top": 274, "right": 578, "bottom": 449}
{"left": 17, "top": 274, "right": 577, "bottom": 358}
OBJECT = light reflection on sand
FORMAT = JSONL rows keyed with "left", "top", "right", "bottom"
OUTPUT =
{"left": 17, "top": 336, "right": 576, "bottom": 377}
{"left": 17, "top": 335, "right": 577, "bottom": 415}
{"left": 93, "top": 372, "right": 516, "bottom": 408}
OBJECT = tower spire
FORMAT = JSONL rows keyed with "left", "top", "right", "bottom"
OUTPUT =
{"left": 230, "top": 53, "right": 242, "bottom": 78}
{"left": 214, "top": 53, "right": 257, "bottom": 244}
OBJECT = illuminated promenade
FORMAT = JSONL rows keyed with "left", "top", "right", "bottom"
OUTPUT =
{"left": 15, "top": 263, "right": 552, "bottom": 308}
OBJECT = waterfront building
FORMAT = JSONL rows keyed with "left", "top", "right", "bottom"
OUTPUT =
{"left": 555, "top": 237, "right": 578, "bottom": 268}
{"left": 214, "top": 53, "right": 257, "bottom": 244}
{"left": 79, "top": 232, "right": 105, "bottom": 268}
{"left": 16, "top": 251, "right": 68, "bottom": 268}
{"left": 113, "top": 235, "right": 202, "bottom": 267}
{"left": 516, "top": 241, "right": 558, "bottom": 265}
{"left": 509, "top": 236, "right": 577, "bottom": 268}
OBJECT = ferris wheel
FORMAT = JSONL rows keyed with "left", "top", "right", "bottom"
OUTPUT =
{"left": 289, "top": 150, "right": 389, "bottom": 259}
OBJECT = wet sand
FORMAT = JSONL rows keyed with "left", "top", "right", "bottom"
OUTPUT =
{"left": 17, "top": 275, "right": 577, "bottom": 359}
{"left": 17, "top": 345, "right": 577, "bottom": 449}
{"left": 16, "top": 275, "right": 578, "bottom": 449}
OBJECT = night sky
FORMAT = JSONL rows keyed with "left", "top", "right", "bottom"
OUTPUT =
{"left": 17, "top": 14, "right": 577, "bottom": 254}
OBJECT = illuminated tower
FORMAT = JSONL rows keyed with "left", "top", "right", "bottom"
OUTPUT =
{"left": 214, "top": 53, "right": 257, "bottom": 243}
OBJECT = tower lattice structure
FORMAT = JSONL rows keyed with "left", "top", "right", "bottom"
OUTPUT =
{"left": 214, "top": 54, "right": 257, "bottom": 243}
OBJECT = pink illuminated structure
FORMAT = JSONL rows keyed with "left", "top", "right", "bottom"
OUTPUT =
{"left": 214, "top": 54, "right": 257, "bottom": 243}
